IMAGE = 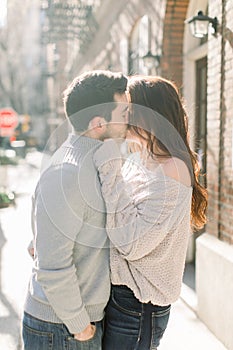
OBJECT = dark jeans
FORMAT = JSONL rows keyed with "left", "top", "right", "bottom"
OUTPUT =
{"left": 22, "top": 312, "right": 103, "bottom": 350}
{"left": 103, "top": 285, "right": 171, "bottom": 350}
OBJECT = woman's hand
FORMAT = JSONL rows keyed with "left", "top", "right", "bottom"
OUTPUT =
{"left": 73, "top": 323, "right": 96, "bottom": 341}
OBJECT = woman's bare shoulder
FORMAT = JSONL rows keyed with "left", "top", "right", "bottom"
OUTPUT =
{"left": 161, "top": 157, "right": 191, "bottom": 187}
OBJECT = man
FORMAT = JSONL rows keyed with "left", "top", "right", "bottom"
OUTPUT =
{"left": 22, "top": 70, "right": 128, "bottom": 350}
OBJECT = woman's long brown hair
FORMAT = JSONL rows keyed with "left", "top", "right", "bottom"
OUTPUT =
{"left": 128, "top": 76, "right": 207, "bottom": 230}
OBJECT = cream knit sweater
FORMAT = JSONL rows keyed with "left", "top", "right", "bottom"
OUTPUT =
{"left": 94, "top": 140, "right": 193, "bottom": 306}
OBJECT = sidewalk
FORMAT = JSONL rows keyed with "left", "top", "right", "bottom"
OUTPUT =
{"left": 160, "top": 291, "right": 227, "bottom": 350}
{"left": 0, "top": 151, "right": 228, "bottom": 350}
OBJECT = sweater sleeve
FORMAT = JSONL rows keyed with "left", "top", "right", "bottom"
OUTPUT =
{"left": 94, "top": 140, "right": 191, "bottom": 262}
{"left": 33, "top": 167, "right": 90, "bottom": 334}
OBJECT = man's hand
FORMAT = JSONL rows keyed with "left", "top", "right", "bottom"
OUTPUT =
{"left": 27, "top": 240, "right": 35, "bottom": 259}
{"left": 73, "top": 323, "right": 96, "bottom": 341}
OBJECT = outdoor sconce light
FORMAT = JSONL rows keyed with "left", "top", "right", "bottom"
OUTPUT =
{"left": 142, "top": 50, "right": 161, "bottom": 69}
{"left": 185, "top": 11, "right": 218, "bottom": 38}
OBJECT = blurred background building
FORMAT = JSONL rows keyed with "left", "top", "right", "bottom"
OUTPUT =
{"left": 0, "top": 0, "right": 233, "bottom": 349}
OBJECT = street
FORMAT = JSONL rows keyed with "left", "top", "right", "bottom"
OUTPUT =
{"left": 0, "top": 152, "right": 228, "bottom": 350}
{"left": 0, "top": 156, "right": 40, "bottom": 350}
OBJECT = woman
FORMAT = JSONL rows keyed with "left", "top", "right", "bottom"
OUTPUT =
{"left": 94, "top": 76, "right": 207, "bottom": 349}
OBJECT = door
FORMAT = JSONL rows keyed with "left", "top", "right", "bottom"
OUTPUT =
{"left": 195, "top": 57, "right": 207, "bottom": 187}
{"left": 183, "top": 56, "right": 207, "bottom": 290}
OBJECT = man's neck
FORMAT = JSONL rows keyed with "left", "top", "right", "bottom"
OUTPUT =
{"left": 82, "top": 129, "right": 99, "bottom": 139}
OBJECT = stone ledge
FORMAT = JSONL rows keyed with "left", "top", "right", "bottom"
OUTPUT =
{"left": 196, "top": 232, "right": 233, "bottom": 350}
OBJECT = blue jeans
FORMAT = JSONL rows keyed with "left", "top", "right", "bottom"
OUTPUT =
{"left": 103, "top": 285, "right": 171, "bottom": 350}
{"left": 22, "top": 312, "right": 103, "bottom": 350}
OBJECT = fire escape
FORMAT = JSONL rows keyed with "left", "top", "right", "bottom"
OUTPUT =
{"left": 40, "top": 0, "right": 99, "bottom": 52}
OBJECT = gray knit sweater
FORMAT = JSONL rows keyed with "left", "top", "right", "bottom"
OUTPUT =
{"left": 94, "top": 140, "right": 193, "bottom": 306}
{"left": 24, "top": 134, "right": 110, "bottom": 334}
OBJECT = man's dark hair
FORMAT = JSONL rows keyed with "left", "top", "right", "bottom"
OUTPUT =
{"left": 63, "top": 70, "right": 128, "bottom": 132}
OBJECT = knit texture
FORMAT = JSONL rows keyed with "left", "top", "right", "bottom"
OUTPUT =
{"left": 24, "top": 134, "right": 110, "bottom": 334}
{"left": 94, "top": 140, "right": 193, "bottom": 306}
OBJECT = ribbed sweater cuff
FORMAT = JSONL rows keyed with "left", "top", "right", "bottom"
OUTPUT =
{"left": 66, "top": 305, "right": 105, "bottom": 333}
{"left": 24, "top": 292, "right": 105, "bottom": 334}
{"left": 64, "top": 306, "right": 90, "bottom": 334}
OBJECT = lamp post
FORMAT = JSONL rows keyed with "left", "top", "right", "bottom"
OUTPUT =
{"left": 142, "top": 50, "right": 161, "bottom": 74}
{"left": 46, "top": 44, "right": 60, "bottom": 152}
{"left": 185, "top": 11, "right": 218, "bottom": 38}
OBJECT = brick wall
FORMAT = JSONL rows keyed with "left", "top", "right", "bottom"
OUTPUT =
{"left": 70, "top": 0, "right": 189, "bottom": 88}
{"left": 161, "top": 0, "right": 189, "bottom": 89}
{"left": 92, "top": 0, "right": 167, "bottom": 73}
{"left": 219, "top": 0, "right": 233, "bottom": 244}
{"left": 69, "top": 0, "right": 233, "bottom": 245}
{"left": 206, "top": 0, "right": 222, "bottom": 237}
{"left": 207, "top": 0, "right": 233, "bottom": 244}
{"left": 70, "top": 0, "right": 167, "bottom": 74}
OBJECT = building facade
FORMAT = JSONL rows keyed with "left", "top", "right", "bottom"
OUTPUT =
{"left": 42, "top": 0, "right": 233, "bottom": 348}
{"left": 0, "top": 0, "right": 53, "bottom": 148}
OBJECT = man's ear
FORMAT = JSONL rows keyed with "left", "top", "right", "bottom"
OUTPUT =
{"left": 88, "top": 116, "right": 105, "bottom": 131}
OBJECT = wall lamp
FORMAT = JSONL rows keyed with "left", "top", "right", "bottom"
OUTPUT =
{"left": 185, "top": 11, "right": 218, "bottom": 38}
{"left": 142, "top": 50, "right": 161, "bottom": 69}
